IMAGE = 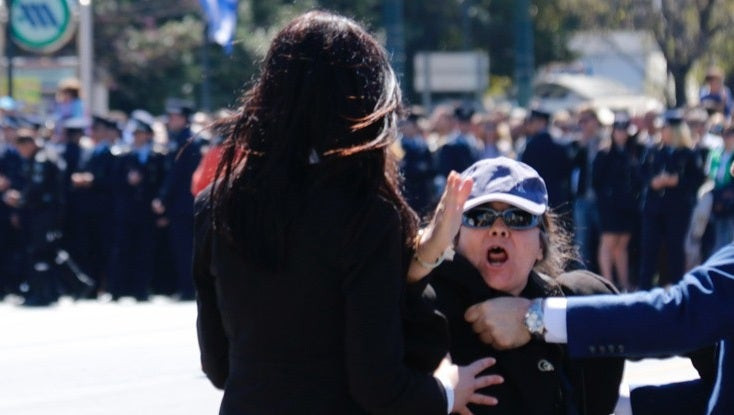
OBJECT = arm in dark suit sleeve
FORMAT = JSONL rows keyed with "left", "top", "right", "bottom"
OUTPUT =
{"left": 193, "top": 193, "right": 229, "bottom": 389}
{"left": 565, "top": 244, "right": 734, "bottom": 359}
{"left": 557, "top": 270, "right": 624, "bottom": 415}
{"left": 341, "top": 202, "right": 446, "bottom": 415}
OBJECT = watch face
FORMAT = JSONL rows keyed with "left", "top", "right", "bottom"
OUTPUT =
{"left": 526, "top": 312, "right": 543, "bottom": 333}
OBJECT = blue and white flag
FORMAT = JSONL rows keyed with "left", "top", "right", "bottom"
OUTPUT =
{"left": 199, "top": 0, "right": 238, "bottom": 54}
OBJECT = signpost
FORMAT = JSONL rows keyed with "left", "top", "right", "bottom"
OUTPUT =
{"left": 413, "top": 51, "right": 489, "bottom": 109}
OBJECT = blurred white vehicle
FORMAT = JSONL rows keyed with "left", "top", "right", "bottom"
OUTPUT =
{"left": 532, "top": 73, "right": 663, "bottom": 115}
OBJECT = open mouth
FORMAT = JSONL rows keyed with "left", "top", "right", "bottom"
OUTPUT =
{"left": 487, "top": 245, "right": 508, "bottom": 266}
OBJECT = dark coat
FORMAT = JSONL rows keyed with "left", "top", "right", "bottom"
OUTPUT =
{"left": 521, "top": 132, "right": 573, "bottom": 211}
{"left": 430, "top": 255, "right": 624, "bottom": 415}
{"left": 159, "top": 127, "right": 201, "bottom": 216}
{"left": 640, "top": 145, "right": 705, "bottom": 214}
{"left": 592, "top": 143, "right": 644, "bottom": 232}
{"left": 400, "top": 135, "right": 436, "bottom": 216}
{"left": 113, "top": 149, "right": 167, "bottom": 223}
{"left": 436, "top": 133, "right": 481, "bottom": 178}
{"left": 193, "top": 184, "right": 449, "bottom": 415}
{"left": 67, "top": 143, "right": 116, "bottom": 215}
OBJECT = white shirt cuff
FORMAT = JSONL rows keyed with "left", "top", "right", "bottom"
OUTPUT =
{"left": 438, "top": 376, "right": 455, "bottom": 414}
{"left": 542, "top": 297, "right": 568, "bottom": 343}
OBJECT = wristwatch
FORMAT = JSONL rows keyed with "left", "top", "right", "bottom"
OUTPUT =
{"left": 524, "top": 299, "right": 547, "bottom": 340}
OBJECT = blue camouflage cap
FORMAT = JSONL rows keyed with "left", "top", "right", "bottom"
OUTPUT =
{"left": 460, "top": 157, "right": 548, "bottom": 215}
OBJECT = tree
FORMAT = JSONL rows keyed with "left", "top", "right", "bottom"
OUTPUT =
{"left": 558, "top": 0, "right": 734, "bottom": 107}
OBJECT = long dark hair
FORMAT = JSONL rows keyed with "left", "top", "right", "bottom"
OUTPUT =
{"left": 209, "top": 11, "right": 417, "bottom": 271}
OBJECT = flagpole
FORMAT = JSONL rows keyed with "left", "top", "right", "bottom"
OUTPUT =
{"left": 201, "top": 22, "right": 212, "bottom": 112}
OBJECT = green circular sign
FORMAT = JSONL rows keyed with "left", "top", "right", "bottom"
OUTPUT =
{"left": 11, "top": 0, "right": 76, "bottom": 54}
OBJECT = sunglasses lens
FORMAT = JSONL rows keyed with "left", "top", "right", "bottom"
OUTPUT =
{"left": 503, "top": 209, "right": 537, "bottom": 228}
{"left": 462, "top": 207, "right": 538, "bottom": 229}
{"left": 462, "top": 209, "right": 496, "bottom": 228}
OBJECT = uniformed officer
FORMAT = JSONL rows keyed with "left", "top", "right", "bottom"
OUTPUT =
{"left": 109, "top": 115, "right": 166, "bottom": 301}
{"left": 65, "top": 116, "right": 116, "bottom": 297}
{"left": 638, "top": 109, "right": 706, "bottom": 289}
{"left": 0, "top": 118, "right": 24, "bottom": 297}
{"left": 3, "top": 132, "right": 65, "bottom": 305}
{"left": 152, "top": 99, "right": 201, "bottom": 300}
{"left": 520, "top": 108, "right": 574, "bottom": 213}
{"left": 436, "top": 105, "right": 482, "bottom": 186}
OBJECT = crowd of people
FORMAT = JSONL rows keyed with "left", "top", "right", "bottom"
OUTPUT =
{"left": 0, "top": 81, "right": 213, "bottom": 306}
{"left": 397, "top": 75, "right": 734, "bottom": 293}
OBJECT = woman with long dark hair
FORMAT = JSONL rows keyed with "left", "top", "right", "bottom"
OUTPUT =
{"left": 193, "top": 11, "right": 501, "bottom": 415}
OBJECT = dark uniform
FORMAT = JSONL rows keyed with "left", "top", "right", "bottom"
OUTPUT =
{"left": 14, "top": 144, "right": 66, "bottom": 305}
{"left": 639, "top": 143, "right": 705, "bottom": 288}
{"left": 592, "top": 140, "right": 644, "bottom": 234}
{"left": 436, "top": 106, "right": 481, "bottom": 181}
{"left": 0, "top": 141, "right": 23, "bottom": 295}
{"left": 66, "top": 139, "right": 116, "bottom": 296}
{"left": 400, "top": 134, "right": 436, "bottom": 216}
{"left": 109, "top": 123, "right": 167, "bottom": 301}
{"left": 157, "top": 101, "right": 202, "bottom": 299}
{"left": 521, "top": 130, "right": 573, "bottom": 212}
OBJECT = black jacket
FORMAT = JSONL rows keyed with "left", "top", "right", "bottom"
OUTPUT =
{"left": 430, "top": 255, "right": 624, "bottom": 415}
{"left": 640, "top": 145, "right": 705, "bottom": 213}
{"left": 194, "top": 184, "right": 449, "bottom": 415}
{"left": 521, "top": 132, "right": 573, "bottom": 211}
{"left": 592, "top": 143, "right": 644, "bottom": 212}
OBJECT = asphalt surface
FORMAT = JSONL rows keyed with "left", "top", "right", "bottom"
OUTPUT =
{"left": 0, "top": 297, "right": 700, "bottom": 414}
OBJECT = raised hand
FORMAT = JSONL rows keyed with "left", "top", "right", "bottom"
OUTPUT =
{"left": 407, "top": 171, "right": 472, "bottom": 283}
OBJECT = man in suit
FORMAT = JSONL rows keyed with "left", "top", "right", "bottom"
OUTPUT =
{"left": 463, "top": 242, "right": 734, "bottom": 414}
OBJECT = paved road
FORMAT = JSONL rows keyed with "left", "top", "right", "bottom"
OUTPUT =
{"left": 0, "top": 297, "right": 700, "bottom": 414}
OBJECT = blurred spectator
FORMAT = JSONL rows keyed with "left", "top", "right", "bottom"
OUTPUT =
{"left": 699, "top": 66, "right": 732, "bottom": 118}
{"left": 707, "top": 127, "right": 734, "bottom": 250}
{"left": 569, "top": 106, "right": 610, "bottom": 269}
{"left": 53, "top": 78, "right": 85, "bottom": 141}
{"left": 435, "top": 104, "right": 482, "bottom": 185}
{"left": 3, "top": 132, "right": 65, "bottom": 305}
{"left": 152, "top": 98, "right": 201, "bottom": 301}
{"left": 638, "top": 110, "right": 706, "bottom": 289}
{"left": 635, "top": 109, "right": 662, "bottom": 148}
{"left": 398, "top": 112, "right": 436, "bottom": 217}
{"left": 191, "top": 110, "right": 233, "bottom": 197}
{"left": 592, "top": 116, "right": 644, "bottom": 291}
{"left": 425, "top": 104, "right": 455, "bottom": 152}
{"left": 473, "top": 113, "right": 513, "bottom": 159}
{"left": 108, "top": 115, "right": 166, "bottom": 301}
{"left": 0, "top": 118, "right": 23, "bottom": 297}
{"left": 65, "top": 116, "right": 116, "bottom": 297}
{"left": 520, "top": 108, "right": 573, "bottom": 213}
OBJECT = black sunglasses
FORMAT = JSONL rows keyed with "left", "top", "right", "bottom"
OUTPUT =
{"left": 462, "top": 206, "right": 540, "bottom": 230}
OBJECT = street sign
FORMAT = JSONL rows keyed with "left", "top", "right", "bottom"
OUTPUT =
{"left": 413, "top": 51, "right": 489, "bottom": 93}
{"left": 10, "top": 0, "right": 77, "bottom": 54}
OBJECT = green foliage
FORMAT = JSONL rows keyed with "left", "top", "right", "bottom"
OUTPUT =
{"left": 92, "top": 0, "right": 583, "bottom": 112}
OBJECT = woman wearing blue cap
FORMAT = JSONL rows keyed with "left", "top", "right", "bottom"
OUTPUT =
{"left": 418, "top": 157, "right": 623, "bottom": 415}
